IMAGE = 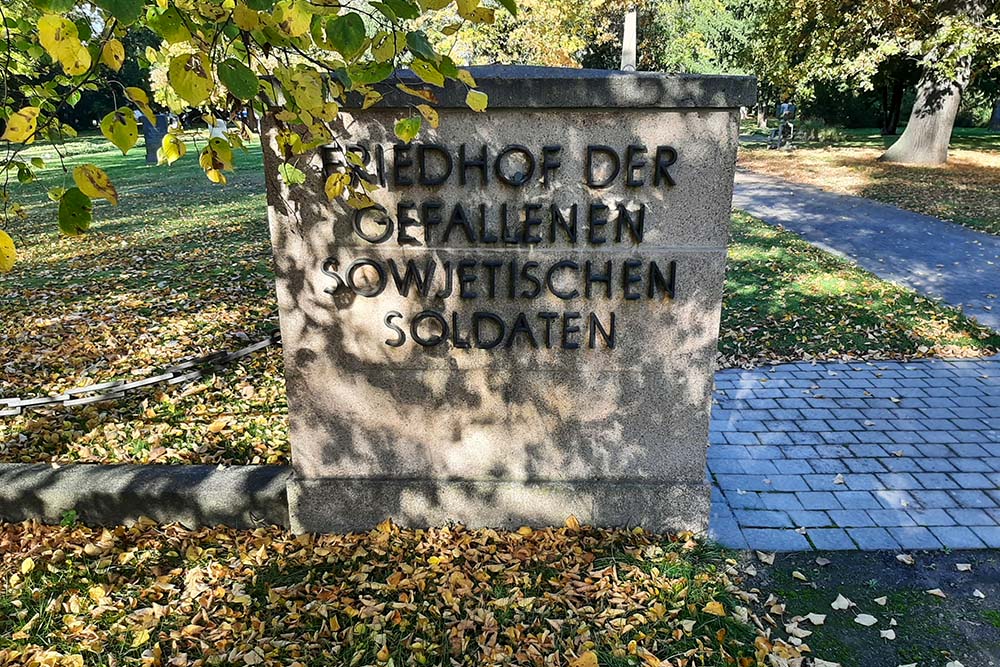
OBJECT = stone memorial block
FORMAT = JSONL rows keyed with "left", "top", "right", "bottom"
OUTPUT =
{"left": 263, "top": 66, "right": 756, "bottom": 533}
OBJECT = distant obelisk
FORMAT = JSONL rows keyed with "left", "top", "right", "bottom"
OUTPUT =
{"left": 621, "top": 8, "right": 637, "bottom": 71}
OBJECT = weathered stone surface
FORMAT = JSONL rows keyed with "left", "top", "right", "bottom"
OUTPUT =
{"left": 265, "top": 67, "right": 752, "bottom": 533}
{"left": 287, "top": 478, "right": 710, "bottom": 534}
{"left": 0, "top": 464, "right": 290, "bottom": 528}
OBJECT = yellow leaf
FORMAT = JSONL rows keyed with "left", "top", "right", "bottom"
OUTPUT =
{"left": 465, "top": 89, "right": 488, "bottom": 112}
{"left": 456, "top": 68, "right": 477, "bottom": 87}
{"left": 88, "top": 585, "right": 106, "bottom": 603}
{"left": 371, "top": 30, "right": 406, "bottom": 62}
{"left": 2, "top": 107, "right": 40, "bottom": 144}
{"left": 233, "top": 4, "right": 261, "bottom": 30}
{"left": 416, "top": 104, "right": 439, "bottom": 129}
{"left": 376, "top": 645, "right": 390, "bottom": 662}
{"left": 362, "top": 90, "right": 383, "bottom": 109}
{"left": 0, "top": 230, "right": 16, "bottom": 273}
{"left": 38, "top": 14, "right": 92, "bottom": 76}
{"left": 207, "top": 418, "right": 228, "bottom": 433}
{"left": 73, "top": 164, "right": 119, "bottom": 205}
{"left": 703, "top": 600, "right": 726, "bottom": 616}
{"left": 168, "top": 53, "right": 215, "bottom": 107}
{"left": 131, "top": 627, "right": 150, "bottom": 648}
{"left": 569, "top": 651, "right": 598, "bottom": 667}
{"left": 20, "top": 557, "right": 34, "bottom": 574}
{"left": 324, "top": 173, "right": 350, "bottom": 200}
{"left": 411, "top": 59, "right": 444, "bottom": 87}
{"left": 275, "top": 0, "right": 312, "bottom": 37}
{"left": 200, "top": 137, "right": 234, "bottom": 174}
{"left": 396, "top": 83, "right": 437, "bottom": 103}
{"left": 125, "top": 87, "right": 156, "bottom": 126}
{"left": 101, "top": 109, "right": 139, "bottom": 154}
{"left": 158, "top": 133, "right": 187, "bottom": 165}
{"left": 101, "top": 38, "right": 126, "bottom": 71}
{"left": 205, "top": 169, "right": 227, "bottom": 184}
{"left": 564, "top": 515, "right": 581, "bottom": 530}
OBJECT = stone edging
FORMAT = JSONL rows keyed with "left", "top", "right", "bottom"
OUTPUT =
{"left": 0, "top": 464, "right": 291, "bottom": 529}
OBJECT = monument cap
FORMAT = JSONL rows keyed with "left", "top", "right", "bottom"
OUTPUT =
{"left": 351, "top": 65, "right": 757, "bottom": 110}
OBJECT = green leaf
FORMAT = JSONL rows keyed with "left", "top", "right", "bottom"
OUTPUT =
{"left": 348, "top": 61, "right": 393, "bottom": 85}
{"left": 278, "top": 163, "right": 306, "bottom": 185}
{"left": 326, "top": 13, "right": 366, "bottom": 59}
{"left": 394, "top": 116, "right": 421, "bottom": 143}
{"left": 245, "top": 0, "right": 276, "bottom": 9}
{"left": 496, "top": 0, "right": 517, "bottom": 16}
{"left": 218, "top": 59, "right": 260, "bottom": 101}
{"left": 410, "top": 59, "right": 444, "bottom": 87}
{"left": 406, "top": 30, "right": 437, "bottom": 62}
{"left": 371, "top": 31, "right": 406, "bottom": 62}
{"left": 99, "top": 109, "right": 139, "bottom": 154}
{"left": 31, "top": 157, "right": 45, "bottom": 169}
{"left": 58, "top": 187, "right": 93, "bottom": 236}
{"left": 73, "top": 17, "right": 92, "bottom": 42}
{"left": 147, "top": 7, "right": 192, "bottom": 44}
{"left": 369, "top": 2, "right": 398, "bottom": 21}
{"left": 32, "top": 0, "right": 77, "bottom": 11}
{"left": 380, "top": 0, "right": 420, "bottom": 19}
{"left": 17, "top": 163, "right": 34, "bottom": 184}
{"left": 93, "top": 0, "right": 145, "bottom": 25}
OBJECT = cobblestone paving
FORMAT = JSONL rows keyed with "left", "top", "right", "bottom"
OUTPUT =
{"left": 708, "top": 356, "right": 1000, "bottom": 551}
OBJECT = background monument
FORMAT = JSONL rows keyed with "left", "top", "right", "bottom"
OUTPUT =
{"left": 263, "top": 66, "right": 756, "bottom": 533}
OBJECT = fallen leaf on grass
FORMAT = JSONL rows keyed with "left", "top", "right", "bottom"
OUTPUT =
{"left": 570, "top": 651, "right": 598, "bottom": 667}
{"left": 854, "top": 614, "right": 878, "bottom": 627}
{"left": 703, "top": 601, "right": 726, "bottom": 616}
{"left": 814, "top": 660, "right": 842, "bottom": 667}
{"left": 756, "top": 551, "right": 775, "bottom": 565}
{"left": 874, "top": 596, "right": 887, "bottom": 606}
{"left": 815, "top": 557, "right": 831, "bottom": 566}
{"left": 926, "top": 588, "right": 947, "bottom": 598}
{"left": 896, "top": 554, "right": 915, "bottom": 565}
{"left": 805, "top": 613, "right": 826, "bottom": 625}
{"left": 973, "top": 589, "right": 986, "bottom": 599}
{"left": 831, "top": 594, "right": 854, "bottom": 610}
{"left": 792, "top": 570, "right": 808, "bottom": 582}
{"left": 880, "top": 629, "right": 896, "bottom": 640}
{"left": 956, "top": 563, "right": 972, "bottom": 572}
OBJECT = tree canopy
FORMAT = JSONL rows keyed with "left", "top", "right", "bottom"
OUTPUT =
{"left": 1, "top": 0, "right": 516, "bottom": 272}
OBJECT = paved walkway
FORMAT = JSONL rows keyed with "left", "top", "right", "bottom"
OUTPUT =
{"left": 708, "top": 356, "right": 1000, "bottom": 551}
{"left": 732, "top": 170, "right": 1000, "bottom": 331}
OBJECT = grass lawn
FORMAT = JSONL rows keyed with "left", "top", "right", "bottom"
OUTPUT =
{"left": 1, "top": 135, "right": 997, "bottom": 465}
{"left": 758, "top": 549, "right": 1000, "bottom": 666}
{"left": 0, "top": 520, "right": 777, "bottom": 667}
{"left": 738, "top": 127, "right": 1000, "bottom": 236}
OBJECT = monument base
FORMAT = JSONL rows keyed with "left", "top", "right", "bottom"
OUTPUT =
{"left": 287, "top": 476, "right": 710, "bottom": 534}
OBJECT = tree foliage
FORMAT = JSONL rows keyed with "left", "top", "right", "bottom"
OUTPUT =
{"left": 0, "top": 0, "right": 516, "bottom": 272}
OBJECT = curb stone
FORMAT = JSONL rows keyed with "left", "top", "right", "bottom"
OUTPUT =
{"left": 0, "top": 464, "right": 291, "bottom": 529}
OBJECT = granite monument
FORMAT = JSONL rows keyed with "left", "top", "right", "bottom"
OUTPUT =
{"left": 262, "top": 66, "right": 756, "bottom": 533}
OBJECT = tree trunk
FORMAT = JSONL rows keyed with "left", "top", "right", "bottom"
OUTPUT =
{"left": 883, "top": 78, "right": 905, "bottom": 135}
{"left": 880, "top": 55, "right": 970, "bottom": 165}
{"left": 990, "top": 98, "right": 1000, "bottom": 131}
